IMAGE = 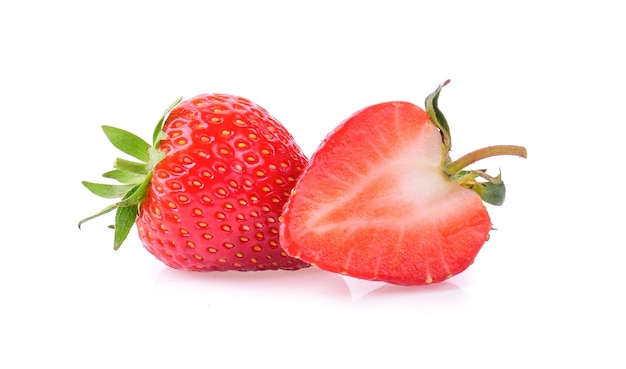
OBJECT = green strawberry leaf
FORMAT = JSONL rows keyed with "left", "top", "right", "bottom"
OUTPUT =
{"left": 102, "top": 170, "right": 145, "bottom": 184}
{"left": 146, "top": 147, "right": 166, "bottom": 171}
{"left": 425, "top": 79, "right": 452, "bottom": 153}
{"left": 471, "top": 180, "right": 506, "bottom": 206}
{"left": 82, "top": 181, "right": 137, "bottom": 199}
{"left": 102, "top": 125, "right": 151, "bottom": 163}
{"left": 114, "top": 158, "right": 149, "bottom": 175}
{"left": 113, "top": 202, "right": 139, "bottom": 250}
{"left": 454, "top": 170, "right": 507, "bottom": 206}
{"left": 152, "top": 97, "right": 182, "bottom": 146}
{"left": 78, "top": 204, "right": 117, "bottom": 229}
{"left": 115, "top": 173, "right": 152, "bottom": 208}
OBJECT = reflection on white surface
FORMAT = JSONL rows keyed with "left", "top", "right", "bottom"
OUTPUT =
{"left": 150, "top": 263, "right": 476, "bottom": 313}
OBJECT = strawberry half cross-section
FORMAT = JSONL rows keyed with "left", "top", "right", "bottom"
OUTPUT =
{"left": 279, "top": 80, "right": 527, "bottom": 285}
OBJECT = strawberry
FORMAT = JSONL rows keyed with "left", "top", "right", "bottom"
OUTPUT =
{"left": 80, "top": 94, "right": 310, "bottom": 271}
{"left": 279, "top": 80, "right": 526, "bottom": 285}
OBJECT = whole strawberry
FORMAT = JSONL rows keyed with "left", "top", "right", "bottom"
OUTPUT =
{"left": 80, "top": 94, "right": 310, "bottom": 271}
{"left": 279, "top": 80, "right": 526, "bottom": 285}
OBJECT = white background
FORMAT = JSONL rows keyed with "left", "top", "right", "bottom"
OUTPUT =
{"left": 1, "top": 0, "right": 624, "bottom": 367}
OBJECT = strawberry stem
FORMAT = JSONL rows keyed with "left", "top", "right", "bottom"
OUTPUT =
{"left": 423, "top": 80, "right": 527, "bottom": 206}
{"left": 445, "top": 145, "right": 527, "bottom": 176}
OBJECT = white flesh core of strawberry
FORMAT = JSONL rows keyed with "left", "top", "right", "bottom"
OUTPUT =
{"left": 298, "top": 117, "right": 480, "bottom": 235}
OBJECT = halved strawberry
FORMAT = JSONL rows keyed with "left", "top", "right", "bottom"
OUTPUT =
{"left": 279, "top": 80, "right": 526, "bottom": 285}
{"left": 80, "top": 94, "right": 310, "bottom": 271}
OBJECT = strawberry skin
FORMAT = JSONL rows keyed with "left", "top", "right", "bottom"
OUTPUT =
{"left": 81, "top": 94, "right": 310, "bottom": 272}
{"left": 279, "top": 81, "right": 526, "bottom": 285}
{"left": 137, "top": 94, "right": 309, "bottom": 271}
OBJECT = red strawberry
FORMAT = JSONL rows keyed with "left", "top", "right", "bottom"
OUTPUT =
{"left": 80, "top": 94, "right": 310, "bottom": 271}
{"left": 279, "top": 80, "right": 526, "bottom": 285}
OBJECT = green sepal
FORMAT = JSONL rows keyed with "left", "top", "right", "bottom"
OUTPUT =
{"left": 147, "top": 147, "right": 166, "bottom": 171}
{"left": 102, "top": 170, "right": 145, "bottom": 184}
{"left": 102, "top": 125, "right": 151, "bottom": 163}
{"left": 78, "top": 204, "right": 117, "bottom": 229}
{"left": 113, "top": 202, "right": 139, "bottom": 250}
{"left": 454, "top": 170, "right": 507, "bottom": 206}
{"left": 425, "top": 79, "right": 452, "bottom": 153}
{"left": 114, "top": 158, "right": 149, "bottom": 175}
{"left": 152, "top": 97, "right": 182, "bottom": 146}
{"left": 472, "top": 180, "right": 506, "bottom": 206}
{"left": 81, "top": 96, "right": 182, "bottom": 250}
{"left": 82, "top": 181, "right": 137, "bottom": 199}
{"left": 115, "top": 173, "right": 152, "bottom": 208}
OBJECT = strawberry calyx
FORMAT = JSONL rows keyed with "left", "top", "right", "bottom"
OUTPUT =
{"left": 426, "top": 80, "right": 527, "bottom": 205}
{"left": 78, "top": 97, "right": 182, "bottom": 249}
